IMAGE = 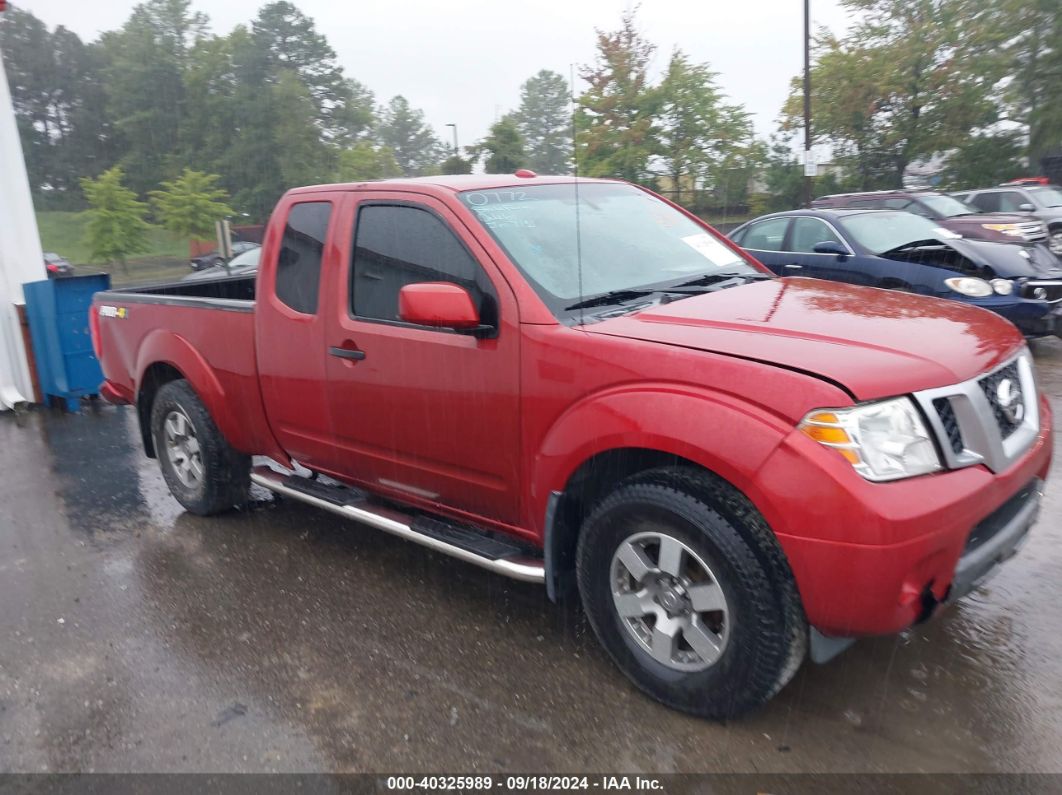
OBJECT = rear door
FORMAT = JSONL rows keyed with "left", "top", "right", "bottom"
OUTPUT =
{"left": 732, "top": 216, "right": 791, "bottom": 274}
{"left": 255, "top": 197, "right": 337, "bottom": 469}
{"left": 321, "top": 192, "right": 522, "bottom": 526}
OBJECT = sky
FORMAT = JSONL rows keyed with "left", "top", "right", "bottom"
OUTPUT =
{"left": 22, "top": 0, "right": 852, "bottom": 149}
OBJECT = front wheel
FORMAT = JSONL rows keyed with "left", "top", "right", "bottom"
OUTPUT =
{"left": 576, "top": 468, "right": 807, "bottom": 719}
{"left": 150, "top": 379, "right": 250, "bottom": 515}
{"left": 1049, "top": 228, "right": 1062, "bottom": 257}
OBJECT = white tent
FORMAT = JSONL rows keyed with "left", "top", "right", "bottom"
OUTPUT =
{"left": 0, "top": 41, "right": 46, "bottom": 409}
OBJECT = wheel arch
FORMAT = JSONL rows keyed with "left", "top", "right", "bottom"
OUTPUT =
{"left": 134, "top": 330, "right": 230, "bottom": 458}
{"left": 536, "top": 385, "right": 795, "bottom": 602}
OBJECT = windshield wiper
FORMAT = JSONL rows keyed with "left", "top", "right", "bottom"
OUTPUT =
{"left": 880, "top": 238, "right": 947, "bottom": 255}
{"left": 671, "top": 271, "right": 774, "bottom": 289}
{"left": 564, "top": 288, "right": 655, "bottom": 311}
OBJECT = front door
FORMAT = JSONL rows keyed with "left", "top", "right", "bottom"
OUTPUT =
{"left": 785, "top": 216, "right": 866, "bottom": 284}
{"left": 322, "top": 193, "right": 522, "bottom": 526}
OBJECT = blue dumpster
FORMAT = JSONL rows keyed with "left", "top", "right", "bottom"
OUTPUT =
{"left": 23, "top": 273, "right": 110, "bottom": 411}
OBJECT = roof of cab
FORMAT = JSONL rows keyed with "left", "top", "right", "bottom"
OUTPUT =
{"left": 287, "top": 174, "right": 619, "bottom": 196}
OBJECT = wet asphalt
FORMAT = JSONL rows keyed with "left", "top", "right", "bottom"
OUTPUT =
{"left": 1, "top": 341, "right": 1061, "bottom": 775}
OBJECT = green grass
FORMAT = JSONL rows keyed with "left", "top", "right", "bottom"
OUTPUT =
{"left": 36, "top": 210, "right": 193, "bottom": 287}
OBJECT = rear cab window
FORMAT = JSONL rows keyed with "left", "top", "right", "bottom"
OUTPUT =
{"left": 276, "top": 201, "right": 332, "bottom": 315}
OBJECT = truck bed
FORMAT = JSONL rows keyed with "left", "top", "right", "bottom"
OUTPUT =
{"left": 92, "top": 274, "right": 278, "bottom": 458}
{"left": 105, "top": 274, "right": 256, "bottom": 306}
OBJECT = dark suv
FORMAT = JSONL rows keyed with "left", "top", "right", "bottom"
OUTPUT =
{"left": 812, "top": 190, "right": 1048, "bottom": 247}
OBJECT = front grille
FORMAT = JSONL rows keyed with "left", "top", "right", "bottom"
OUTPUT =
{"left": 932, "top": 398, "right": 964, "bottom": 453}
{"left": 1018, "top": 222, "right": 1047, "bottom": 242}
{"left": 979, "top": 362, "right": 1024, "bottom": 438}
{"left": 1021, "top": 280, "right": 1062, "bottom": 303}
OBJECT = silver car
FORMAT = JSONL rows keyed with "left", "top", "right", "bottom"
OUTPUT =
{"left": 953, "top": 184, "right": 1062, "bottom": 256}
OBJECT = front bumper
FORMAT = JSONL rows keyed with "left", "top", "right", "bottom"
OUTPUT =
{"left": 754, "top": 394, "right": 1052, "bottom": 640}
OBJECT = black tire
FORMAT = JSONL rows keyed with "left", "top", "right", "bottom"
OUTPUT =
{"left": 576, "top": 467, "right": 807, "bottom": 719}
{"left": 150, "top": 379, "right": 250, "bottom": 516}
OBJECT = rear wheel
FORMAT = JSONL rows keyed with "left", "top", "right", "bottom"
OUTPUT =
{"left": 150, "top": 379, "right": 249, "bottom": 515}
{"left": 576, "top": 468, "right": 807, "bottom": 719}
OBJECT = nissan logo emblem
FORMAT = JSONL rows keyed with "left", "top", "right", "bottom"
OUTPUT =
{"left": 995, "top": 378, "right": 1024, "bottom": 424}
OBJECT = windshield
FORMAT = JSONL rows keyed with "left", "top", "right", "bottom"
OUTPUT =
{"left": 459, "top": 183, "right": 758, "bottom": 315}
{"left": 1028, "top": 186, "right": 1062, "bottom": 207}
{"left": 840, "top": 211, "right": 959, "bottom": 254}
{"left": 225, "top": 247, "right": 261, "bottom": 269}
{"left": 920, "top": 194, "right": 977, "bottom": 217}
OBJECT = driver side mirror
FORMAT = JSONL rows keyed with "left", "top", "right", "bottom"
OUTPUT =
{"left": 813, "top": 240, "right": 849, "bottom": 258}
{"left": 1018, "top": 203, "right": 1035, "bottom": 212}
{"left": 399, "top": 282, "right": 485, "bottom": 333}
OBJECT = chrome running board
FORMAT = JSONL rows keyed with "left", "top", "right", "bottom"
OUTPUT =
{"left": 250, "top": 467, "right": 545, "bottom": 584}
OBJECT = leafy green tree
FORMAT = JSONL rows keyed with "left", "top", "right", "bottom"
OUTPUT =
{"left": 784, "top": 0, "right": 1004, "bottom": 189}
{"left": 471, "top": 117, "right": 526, "bottom": 174}
{"left": 251, "top": 1, "right": 374, "bottom": 144}
{"left": 337, "top": 142, "right": 403, "bottom": 181}
{"left": 440, "top": 155, "right": 473, "bottom": 175}
{"left": 512, "top": 70, "right": 571, "bottom": 174}
{"left": 656, "top": 50, "right": 756, "bottom": 204}
{"left": 576, "top": 10, "right": 660, "bottom": 183}
{"left": 940, "top": 132, "right": 1026, "bottom": 189}
{"left": 995, "top": 0, "right": 1062, "bottom": 166}
{"left": 378, "top": 96, "right": 444, "bottom": 176}
{"left": 149, "top": 168, "right": 234, "bottom": 238}
{"left": 0, "top": 7, "right": 116, "bottom": 205}
{"left": 81, "top": 167, "right": 152, "bottom": 273}
{"left": 100, "top": 0, "right": 208, "bottom": 195}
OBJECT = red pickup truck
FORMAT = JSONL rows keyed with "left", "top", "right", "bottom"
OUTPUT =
{"left": 91, "top": 175, "right": 1052, "bottom": 718}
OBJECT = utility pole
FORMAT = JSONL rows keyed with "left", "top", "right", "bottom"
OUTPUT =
{"left": 802, "top": 0, "right": 815, "bottom": 207}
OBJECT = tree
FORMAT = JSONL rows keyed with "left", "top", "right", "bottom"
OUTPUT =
{"left": 940, "top": 132, "right": 1026, "bottom": 190}
{"left": 471, "top": 117, "right": 526, "bottom": 174}
{"left": 377, "top": 96, "right": 444, "bottom": 176}
{"left": 0, "top": 7, "right": 116, "bottom": 205}
{"left": 995, "top": 0, "right": 1062, "bottom": 166}
{"left": 251, "top": 1, "right": 374, "bottom": 144}
{"left": 80, "top": 167, "right": 152, "bottom": 272}
{"left": 656, "top": 50, "right": 756, "bottom": 204}
{"left": 337, "top": 142, "right": 402, "bottom": 181}
{"left": 149, "top": 168, "right": 234, "bottom": 238}
{"left": 100, "top": 0, "right": 208, "bottom": 195}
{"left": 783, "top": 0, "right": 1004, "bottom": 189}
{"left": 576, "top": 10, "right": 659, "bottom": 183}
{"left": 512, "top": 70, "right": 571, "bottom": 174}
{"left": 440, "top": 155, "right": 473, "bottom": 175}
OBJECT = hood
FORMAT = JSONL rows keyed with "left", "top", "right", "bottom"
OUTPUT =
{"left": 943, "top": 237, "right": 1062, "bottom": 278}
{"left": 942, "top": 212, "right": 1029, "bottom": 229}
{"left": 587, "top": 278, "right": 1024, "bottom": 401}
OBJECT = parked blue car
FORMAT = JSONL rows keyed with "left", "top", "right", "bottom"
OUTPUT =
{"left": 729, "top": 209, "right": 1062, "bottom": 338}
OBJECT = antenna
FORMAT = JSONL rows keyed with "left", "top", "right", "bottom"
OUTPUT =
{"left": 570, "top": 62, "right": 584, "bottom": 327}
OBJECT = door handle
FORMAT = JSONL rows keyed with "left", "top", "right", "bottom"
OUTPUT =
{"left": 784, "top": 263, "right": 803, "bottom": 269}
{"left": 329, "top": 346, "right": 366, "bottom": 361}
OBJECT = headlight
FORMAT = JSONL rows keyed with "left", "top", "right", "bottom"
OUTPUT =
{"left": 981, "top": 223, "right": 1023, "bottom": 237}
{"left": 799, "top": 398, "right": 942, "bottom": 482}
{"left": 944, "top": 277, "right": 993, "bottom": 297}
{"left": 990, "top": 278, "right": 1014, "bottom": 295}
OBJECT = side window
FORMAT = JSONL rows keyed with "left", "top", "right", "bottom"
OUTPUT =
{"left": 729, "top": 226, "right": 748, "bottom": 245}
{"left": 996, "top": 191, "right": 1025, "bottom": 212}
{"left": 849, "top": 198, "right": 882, "bottom": 209}
{"left": 276, "top": 201, "right": 331, "bottom": 315}
{"left": 789, "top": 217, "right": 844, "bottom": 253}
{"left": 971, "top": 192, "right": 1001, "bottom": 212}
{"left": 741, "top": 217, "right": 789, "bottom": 251}
{"left": 882, "top": 198, "right": 912, "bottom": 210}
{"left": 351, "top": 204, "right": 496, "bottom": 324}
